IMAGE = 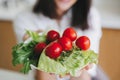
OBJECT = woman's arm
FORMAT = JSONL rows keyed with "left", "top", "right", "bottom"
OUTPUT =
{"left": 83, "top": 7, "right": 102, "bottom": 77}
{"left": 70, "top": 64, "right": 93, "bottom": 80}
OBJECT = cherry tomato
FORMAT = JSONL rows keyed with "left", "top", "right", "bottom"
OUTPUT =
{"left": 47, "top": 30, "right": 60, "bottom": 42}
{"left": 45, "top": 42, "right": 62, "bottom": 59}
{"left": 58, "top": 36, "right": 72, "bottom": 51}
{"left": 75, "top": 36, "right": 90, "bottom": 50}
{"left": 34, "top": 42, "right": 46, "bottom": 55}
{"left": 63, "top": 27, "right": 77, "bottom": 41}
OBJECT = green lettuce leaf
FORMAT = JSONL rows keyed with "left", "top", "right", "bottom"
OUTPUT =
{"left": 37, "top": 47, "right": 98, "bottom": 76}
{"left": 37, "top": 50, "right": 67, "bottom": 76}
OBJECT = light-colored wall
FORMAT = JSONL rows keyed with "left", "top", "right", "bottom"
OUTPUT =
{"left": 93, "top": 0, "right": 120, "bottom": 29}
{"left": 0, "top": 21, "right": 120, "bottom": 80}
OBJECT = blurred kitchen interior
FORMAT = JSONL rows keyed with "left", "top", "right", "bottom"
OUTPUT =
{"left": 0, "top": 0, "right": 120, "bottom": 80}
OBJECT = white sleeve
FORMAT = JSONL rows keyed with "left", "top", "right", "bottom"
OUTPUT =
{"left": 13, "top": 13, "right": 38, "bottom": 43}
{"left": 83, "top": 7, "right": 102, "bottom": 77}
{"left": 84, "top": 7, "right": 102, "bottom": 53}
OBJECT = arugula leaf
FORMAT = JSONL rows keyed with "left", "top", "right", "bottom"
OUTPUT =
{"left": 12, "top": 41, "right": 38, "bottom": 73}
{"left": 21, "top": 59, "right": 31, "bottom": 74}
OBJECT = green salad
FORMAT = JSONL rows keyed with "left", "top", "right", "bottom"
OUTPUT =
{"left": 12, "top": 28, "right": 98, "bottom": 76}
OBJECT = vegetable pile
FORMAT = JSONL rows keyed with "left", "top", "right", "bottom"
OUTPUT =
{"left": 12, "top": 28, "right": 98, "bottom": 76}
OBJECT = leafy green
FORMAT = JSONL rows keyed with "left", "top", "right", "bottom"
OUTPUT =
{"left": 12, "top": 30, "right": 98, "bottom": 76}
{"left": 12, "top": 30, "right": 46, "bottom": 74}
{"left": 26, "top": 30, "right": 46, "bottom": 42}
{"left": 20, "top": 59, "right": 31, "bottom": 73}
{"left": 12, "top": 41, "right": 38, "bottom": 73}
{"left": 38, "top": 51, "right": 67, "bottom": 76}
{"left": 38, "top": 47, "right": 98, "bottom": 76}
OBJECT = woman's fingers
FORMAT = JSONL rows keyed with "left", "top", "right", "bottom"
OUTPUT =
{"left": 50, "top": 63, "right": 94, "bottom": 79}
{"left": 36, "top": 29, "right": 43, "bottom": 33}
{"left": 84, "top": 63, "right": 94, "bottom": 70}
{"left": 50, "top": 73, "right": 54, "bottom": 75}
{"left": 59, "top": 73, "right": 70, "bottom": 78}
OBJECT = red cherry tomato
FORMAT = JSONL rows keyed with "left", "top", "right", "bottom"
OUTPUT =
{"left": 58, "top": 36, "right": 72, "bottom": 51}
{"left": 45, "top": 42, "right": 62, "bottom": 59}
{"left": 63, "top": 27, "right": 77, "bottom": 41}
{"left": 47, "top": 30, "right": 60, "bottom": 42}
{"left": 34, "top": 42, "right": 46, "bottom": 55}
{"left": 75, "top": 36, "right": 90, "bottom": 50}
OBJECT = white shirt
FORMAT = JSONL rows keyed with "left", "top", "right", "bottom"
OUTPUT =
{"left": 13, "top": 7, "right": 102, "bottom": 80}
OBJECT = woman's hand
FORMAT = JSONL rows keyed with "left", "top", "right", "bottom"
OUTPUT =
{"left": 35, "top": 55, "right": 93, "bottom": 80}
{"left": 70, "top": 70, "right": 91, "bottom": 80}
{"left": 58, "top": 64, "right": 93, "bottom": 80}
{"left": 70, "top": 63, "right": 93, "bottom": 80}
{"left": 35, "top": 70, "right": 56, "bottom": 80}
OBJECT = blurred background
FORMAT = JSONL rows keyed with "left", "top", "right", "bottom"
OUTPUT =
{"left": 0, "top": 0, "right": 120, "bottom": 80}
